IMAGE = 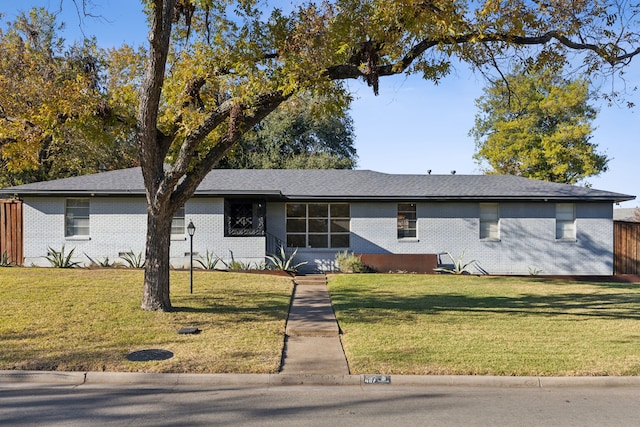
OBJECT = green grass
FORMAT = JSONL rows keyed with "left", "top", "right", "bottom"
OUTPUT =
{"left": 0, "top": 268, "right": 293, "bottom": 373}
{"left": 328, "top": 274, "right": 640, "bottom": 376}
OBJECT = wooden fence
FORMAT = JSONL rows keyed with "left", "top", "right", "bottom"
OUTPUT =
{"left": 614, "top": 220, "right": 640, "bottom": 275}
{"left": 0, "top": 199, "right": 23, "bottom": 266}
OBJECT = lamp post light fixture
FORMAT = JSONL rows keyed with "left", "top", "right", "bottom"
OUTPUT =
{"left": 187, "top": 220, "right": 196, "bottom": 294}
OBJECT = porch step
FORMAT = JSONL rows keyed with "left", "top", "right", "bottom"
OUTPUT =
{"left": 293, "top": 274, "right": 327, "bottom": 286}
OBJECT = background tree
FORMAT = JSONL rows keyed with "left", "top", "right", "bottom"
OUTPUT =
{"left": 100, "top": 0, "right": 639, "bottom": 311}
{"left": 470, "top": 67, "right": 609, "bottom": 184}
{"left": 219, "top": 94, "right": 357, "bottom": 169}
{"left": 0, "top": 9, "right": 138, "bottom": 188}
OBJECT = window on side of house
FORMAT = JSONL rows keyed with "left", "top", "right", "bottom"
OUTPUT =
{"left": 171, "top": 205, "right": 185, "bottom": 236}
{"left": 479, "top": 203, "right": 499, "bottom": 240}
{"left": 65, "top": 198, "right": 90, "bottom": 237}
{"left": 556, "top": 203, "right": 576, "bottom": 240}
{"left": 397, "top": 203, "right": 417, "bottom": 239}
{"left": 286, "top": 203, "right": 350, "bottom": 248}
{"left": 225, "top": 199, "right": 266, "bottom": 237}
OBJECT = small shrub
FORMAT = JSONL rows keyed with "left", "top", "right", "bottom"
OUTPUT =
{"left": 335, "top": 250, "right": 368, "bottom": 273}
{"left": 120, "top": 251, "right": 145, "bottom": 268}
{"left": 266, "top": 245, "right": 307, "bottom": 272}
{"left": 45, "top": 245, "right": 81, "bottom": 268}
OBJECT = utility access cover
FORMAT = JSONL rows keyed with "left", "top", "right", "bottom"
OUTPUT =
{"left": 126, "top": 349, "right": 174, "bottom": 362}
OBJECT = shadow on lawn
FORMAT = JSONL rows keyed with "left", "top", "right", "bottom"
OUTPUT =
{"left": 330, "top": 281, "right": 640, "bottom": 322}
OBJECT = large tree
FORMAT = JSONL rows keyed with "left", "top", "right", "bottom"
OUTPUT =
{"left": 0, "top": 8, "right": 138, "bottom": 187}
{"left": 124, "top": 0, "right": 639, "bottom": 310}
{"left": 219, "top": 93, "right": 357, "bottom": 169}
{"left": 470, "top": 67, "right": 609, "bottom": 184}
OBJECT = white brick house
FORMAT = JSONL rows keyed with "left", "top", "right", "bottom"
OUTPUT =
{"left": 1, "top": 167, "right": 634, "bottom": 275}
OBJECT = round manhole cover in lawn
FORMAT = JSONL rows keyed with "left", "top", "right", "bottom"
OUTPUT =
{"left": 126, "top": 349, "right": 174, "bottom": 362}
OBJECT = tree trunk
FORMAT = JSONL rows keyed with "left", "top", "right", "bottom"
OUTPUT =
{"left": 141, "top": 206, "right": 173, "bottom": 311}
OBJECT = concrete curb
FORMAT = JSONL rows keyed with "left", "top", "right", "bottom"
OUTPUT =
{"left": 3, "top": 370, "right": 640, "bottom": 388}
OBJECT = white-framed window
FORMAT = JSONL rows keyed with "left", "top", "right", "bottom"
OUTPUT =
{"left": 397, "top": 203, "right": 417, "bottom": 239}
{"left": 65, "top": 198, "right": 90, "bottom": 237}
{"left": 171, "top": 205, "right": 185, "bottom": 236}
{"left": 479, "top": 203, "right": 500, "bottom": 240}
{"left": 286, "top": 203, "right": 350, "bottom": 248}
{"left": 556, "top": 203, "right": 576, "bottom": 240}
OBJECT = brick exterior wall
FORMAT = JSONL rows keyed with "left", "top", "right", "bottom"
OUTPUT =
{"left": 22, "top": 197, "right": 614, "bottom": 275}
{"left": 22, "top": 196, "right": 265, "bottom": 268}
{"left": 266, "top": 201, "right": 614, "bottom": 275}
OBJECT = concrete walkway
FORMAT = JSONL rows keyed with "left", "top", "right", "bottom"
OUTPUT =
{"left": 280, "top": 274, "right": 350, "bottom": 375}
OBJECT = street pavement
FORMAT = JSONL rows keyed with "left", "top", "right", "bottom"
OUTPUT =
{"left": 2, "top": 382, "right": 640, "bottom": 426}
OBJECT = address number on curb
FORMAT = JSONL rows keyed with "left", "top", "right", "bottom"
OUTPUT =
{"left": 364, "top": 375, "right": 391, "bottom": 384}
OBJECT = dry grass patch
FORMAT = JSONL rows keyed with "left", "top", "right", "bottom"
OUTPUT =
{"left": 328, "top": 274, "right": 640, "bottom": 376}
{"left": 0, "top": 268, "right": 293, "bottom": 373}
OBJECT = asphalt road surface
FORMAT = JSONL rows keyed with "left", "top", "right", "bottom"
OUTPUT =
{"left": 2, "top": 383, "right": 640, "bottom": 426}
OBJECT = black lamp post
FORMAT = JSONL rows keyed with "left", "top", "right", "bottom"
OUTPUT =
{"left": 187, "top": 220, "right": 196, "bottom": 294}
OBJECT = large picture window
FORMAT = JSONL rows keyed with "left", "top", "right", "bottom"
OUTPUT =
{"left": 65, "top": 198, "right": 90, "bottom": 237}
{"left": 286, "top": 203, "right": 350, "bottom": 248}
{"left": 397, "top": 203, "right": 417, "bottom": 239}
{"left": 556, "top": 203, "right": 576, "bottom": 240}
{"left": 225, "top": 199, "right": 266, "bottom": 237}
{"left": 479, "top": 203, "right": 500, "bottom": 240}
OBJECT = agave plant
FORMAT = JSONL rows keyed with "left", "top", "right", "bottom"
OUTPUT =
{"left": 434, "top": 250, "right": 477, "bottom": 275}
{"left": 266, "top": 245, "right": 307, "bottom": 272}
{"left": 195, "top": 250, "right": 221, "bottom": 270}
{"left": 120, "top": 250, "right": 145, "bottom": 268}
{"left": 85, "top": 253, "right": 118, "bottom": 268}
{"left": 0, "top": 250, "right": 13, "bottom": 267}
{"left": 45, "top": 245, "right": 81, "bottom": 268}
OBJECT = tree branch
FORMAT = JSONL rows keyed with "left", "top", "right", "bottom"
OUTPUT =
{"left": 171, "top": 91, "right": 289, "bottom": 206}
{"left": 325, "top": 30, "right": 640, "bottom": 82}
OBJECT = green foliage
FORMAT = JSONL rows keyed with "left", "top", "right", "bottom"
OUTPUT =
{"left": 0, "top": 8, "right": 138, "bottom": 188}
{"left": 85, "top": 253, "right": 118, "bottom": 268}
{"left": 45, "top": 245, "right": 80, "bottom": 268}
{"left": 335, "top": 250, "right": 369, "bottom": 273}
{"left": 470, "top": 67, "right": 608, "bottom": 184}
{"left": 194, "top": 250, "right": 222, "bottom": 270}
{"left": 0, "top": 251, "right": 13, "bottom": 267}
{"left": 120, "top": 251, "right": 145, "bottom": 269}
{"left": 219, "top": 93, "right": 357, "bottom": 170}
{"left": 266, "top": 245, "right": 307, "bottom": 272}
{"left": 434, "top": 251, "right": 478, "bottom": 275}
{"left": 217, "top": 251, "right": 261, "bottom": 271}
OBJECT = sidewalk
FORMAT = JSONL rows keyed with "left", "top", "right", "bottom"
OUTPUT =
{"left": 280, "top": 274, "right": 350, "bottom": 375}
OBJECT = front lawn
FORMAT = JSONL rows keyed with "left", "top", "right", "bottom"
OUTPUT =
{"left": 0, "top": 268, "right": 293, "bottom": 373}
{"left": 328, "top": 274, "right": 640, "bottom": 376}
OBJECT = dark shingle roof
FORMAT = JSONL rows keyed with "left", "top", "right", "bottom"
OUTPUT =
{"left": 0, "top": 167, "right": 634, "bottom": 202}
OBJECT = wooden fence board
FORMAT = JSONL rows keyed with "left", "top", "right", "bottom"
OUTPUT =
{"left": 0, "top": 200, "right": 23, "bottom": 266}
{"left": 614, "top": 221, "right": 640, "bottom": 275}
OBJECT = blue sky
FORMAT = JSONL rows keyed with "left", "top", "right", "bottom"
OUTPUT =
{"left": 4, "top": 0, "right": 639, "bottom": 207}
